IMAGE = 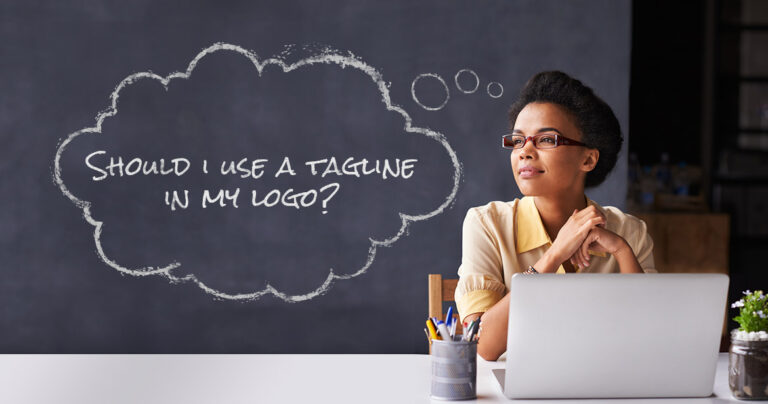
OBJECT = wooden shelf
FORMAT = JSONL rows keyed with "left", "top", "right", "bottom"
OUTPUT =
{"left": 714, "top": 175, "right": 768, "bottom": 184}
{"left": 718, "top": 74, "right": 768, "bottom": 83}
{"left": 738, "top": 128, "right": 768, "bottom": 134}
{"left": 739, "top": 76, "right": 768, "bottom": 83}
{"left": 732, "top": 235, "right": 768, "bottom": 244}
{"left": 720, "top": 23, "right": 768, "bottom": 31}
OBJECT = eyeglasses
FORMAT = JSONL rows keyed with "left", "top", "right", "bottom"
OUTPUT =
{"left": 501, "top": 133, "right": 587, "bottom": 150}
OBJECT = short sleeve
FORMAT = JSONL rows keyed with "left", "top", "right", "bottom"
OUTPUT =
{"left": 454, "top": 208, "right": 507, "bottom": 322}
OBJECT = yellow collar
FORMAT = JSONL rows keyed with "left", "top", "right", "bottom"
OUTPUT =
{"left": 515, "top": 196, "right": 608, "bottom": 257}
{"left": 515, "top": 196, "right": 551, "bottom": 253}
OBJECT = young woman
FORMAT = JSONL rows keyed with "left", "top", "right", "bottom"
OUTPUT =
{"left": 455, "top": 71, "right": 656, "bottom": 361}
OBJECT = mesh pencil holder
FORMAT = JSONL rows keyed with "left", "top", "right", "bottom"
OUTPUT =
{"left": 430, "top": 337, "right": 477, "bottom": 400}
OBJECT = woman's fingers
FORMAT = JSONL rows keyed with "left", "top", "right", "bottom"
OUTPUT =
{"left": 581, "top": 229, "right": 602, "bottom": 266}
{"left": 573, "top": 231, "right": 587, "bottom": 267}
{"left": 575, "top": 207, "right": 607, "bottom": 225}
{"left": 577, "top": 238, "right": 587, "bottom": 267}
{"left": 581, "top": 240, "right": 591, "bottom": 267}
{"left": 553, "top": 207, "right": 608, "bottom": 264}
{"left": 572, "top": 209, "right": 605, "bottom": 228}
{"left": 579, "top": 218, "right": 603, "bottom": 236}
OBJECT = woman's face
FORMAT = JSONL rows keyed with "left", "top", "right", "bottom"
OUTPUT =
{"left": 509, "top": 102, "right": 598, "bottom": 197}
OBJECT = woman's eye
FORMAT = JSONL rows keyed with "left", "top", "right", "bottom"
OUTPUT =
{"left": 540, "top": 136, "right": 556, "bottom": 143}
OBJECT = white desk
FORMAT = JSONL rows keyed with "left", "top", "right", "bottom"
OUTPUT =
{"left": 0, "top": 353, "right": 738, "bottom": 403}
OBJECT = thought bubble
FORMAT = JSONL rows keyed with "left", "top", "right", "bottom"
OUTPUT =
{"left": 411, "top": 68, "right": 504, "bottom": 111}
{"left": 487, "top": 81, "right": 504, "bottom": 98}
{"left": 53, "top": 42, "right": 461, "bottom": 302}
{"left": 454, "top": 69, "right": 479, "bottom": 94}
{"left": 410, "top": 73, "right": 450, "bottom": 111}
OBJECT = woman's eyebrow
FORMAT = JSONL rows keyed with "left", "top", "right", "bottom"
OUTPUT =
{"left": 511, "top": 127, "right": 563, "bottom": 135}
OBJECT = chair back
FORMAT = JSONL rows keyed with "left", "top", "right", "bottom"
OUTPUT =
{"left": 428, "top": 274, "right": 463, "bottom": 335}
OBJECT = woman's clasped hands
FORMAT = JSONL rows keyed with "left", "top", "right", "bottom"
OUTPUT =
{"left": 548, "top": 206, "right": 629, "bottom": 270}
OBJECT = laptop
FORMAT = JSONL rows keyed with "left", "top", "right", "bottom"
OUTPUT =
{"left": 492, "top": 273, "right": 729, "bottom": 399}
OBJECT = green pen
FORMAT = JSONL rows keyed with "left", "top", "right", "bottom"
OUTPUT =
{"left": 464, "top": 319, "right": 479, "bottom": 341}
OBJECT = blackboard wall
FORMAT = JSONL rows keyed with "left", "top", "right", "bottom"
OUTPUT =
{"left": 1, "top": 0, "right": 631, "bottom": 353}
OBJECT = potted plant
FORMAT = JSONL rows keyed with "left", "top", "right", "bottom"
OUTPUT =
{"left": 730, "top": 290, "right": 768, "bottom": 400}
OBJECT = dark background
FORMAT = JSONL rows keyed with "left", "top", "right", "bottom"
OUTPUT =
{"left": 0, "top": 0, "right": 632, "bottom": 353}
{"left": 629, "top": 0, "right": 768, "bottom": 331}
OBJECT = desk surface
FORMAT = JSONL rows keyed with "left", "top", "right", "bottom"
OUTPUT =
{"left": 0, "top": 353, "right": 738, "bottom": 404}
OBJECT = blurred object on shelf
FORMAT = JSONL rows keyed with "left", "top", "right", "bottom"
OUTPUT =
{"left": 656, "top": 152, "right": 672, "bottom": 194}
{"left": 627, "top": 151, "right": 705, "bottom": 212}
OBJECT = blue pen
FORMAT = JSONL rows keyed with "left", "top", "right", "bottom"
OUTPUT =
{"left": 445, "top": 306, "right": 454, "bottom": 328}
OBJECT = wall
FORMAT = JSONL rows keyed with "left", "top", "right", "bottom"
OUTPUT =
{"left": 0, "top": 0, "right": 631, "bottom": 353}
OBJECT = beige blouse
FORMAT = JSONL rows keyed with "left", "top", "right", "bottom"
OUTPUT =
{"left": 454, "top": 196, "right": 657, "bottom": 323}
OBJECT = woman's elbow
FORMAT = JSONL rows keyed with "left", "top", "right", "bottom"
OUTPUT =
{"left": 477, "top": 342, "right": 503, "bottom": 361}
{"left": 478, "top": 350, "right": 500, "bottom": 362}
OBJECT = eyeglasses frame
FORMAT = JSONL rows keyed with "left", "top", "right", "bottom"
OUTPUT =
{"left": 501, "top": 133, "right": 588, "bottom": 150}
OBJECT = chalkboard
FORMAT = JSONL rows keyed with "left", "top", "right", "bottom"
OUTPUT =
{"left": 0, "top": 0, "right": 631, "bottom": 353}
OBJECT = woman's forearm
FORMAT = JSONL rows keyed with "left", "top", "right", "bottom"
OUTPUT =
{"left": 473, "top": 251, "right": 561, "bottom": 361}
{"left": 533, "top": 249, "right": 562, "bottom": 273}
{"left": 614, "top": 240, "right": 643, "bottom": 273}
{"left": 475, "top": 292, "right": 511, "bottom": 361}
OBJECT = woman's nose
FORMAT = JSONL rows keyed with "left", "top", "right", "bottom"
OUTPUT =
{"left": 518, "top": 141, "right": 536, "bottom": 159}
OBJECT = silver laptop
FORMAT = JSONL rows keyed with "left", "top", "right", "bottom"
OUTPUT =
{"left": 493, "top": 273, "right": 729, "bottom": 399}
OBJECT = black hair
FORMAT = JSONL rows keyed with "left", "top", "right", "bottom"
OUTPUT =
{"left": 507, "top": 71, "right": 622, "bottom": 188}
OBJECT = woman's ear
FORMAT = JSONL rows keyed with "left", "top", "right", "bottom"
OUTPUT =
{"left": 581, "top": 149, "right": 600, "bottom": 173}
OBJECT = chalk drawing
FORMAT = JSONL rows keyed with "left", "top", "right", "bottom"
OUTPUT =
{"left": 487, "top": 81, "right": 504, "bottom": 98}
{"left": 53, "top": 42, "right": 462, "bottom": 302}
{"left": 410, "top": 73, "right": 449, "bottom": 111}
{"left": 454, "top": 69, "right": 479, "bottom": 94}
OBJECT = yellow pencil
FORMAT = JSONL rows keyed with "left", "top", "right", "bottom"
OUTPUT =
{"left": 426, "top": 318, "right": 441, "bottom": 340}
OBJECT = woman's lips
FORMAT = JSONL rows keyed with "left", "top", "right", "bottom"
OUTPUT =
{"left": 518, "top": 167, "right": 544, "bottom": 179}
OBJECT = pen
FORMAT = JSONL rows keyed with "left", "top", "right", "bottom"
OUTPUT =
{"left": 462, "top": 320, "right": 472, "bottom": 341}
{"left": 426, "top": 319, "right": 440, "bottom": 340}
{"left": 423, "top": 327, "right": 431, "bottom": 344}
{"left": 464, "top": 319, "right": 479, "bottom": 342}
{"left": 469, "top": 318, "right": 481, "bottom": 341}
{"left": 445, "top": 306, "right": 454, "bottom": 328}
{"left": 436, "top": 320, "right": 451, "bottom": 341}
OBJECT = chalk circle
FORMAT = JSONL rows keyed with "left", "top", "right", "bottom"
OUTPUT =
{"left": 487, "top": 82, "right": 504, "bottom": 99}
{"left": 454, "top": 69, "right": 480, "bottom": 94}
{"left": 411, "top": 73, "right": 450, "bottom": 111}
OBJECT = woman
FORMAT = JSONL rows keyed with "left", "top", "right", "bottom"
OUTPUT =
{"left": 455, "top": 71, "right": 656, "bottom": 361}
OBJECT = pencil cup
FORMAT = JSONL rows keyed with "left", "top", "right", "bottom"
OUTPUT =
{"left": 430, "top": 337, "right": 477, "bottom": 400}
